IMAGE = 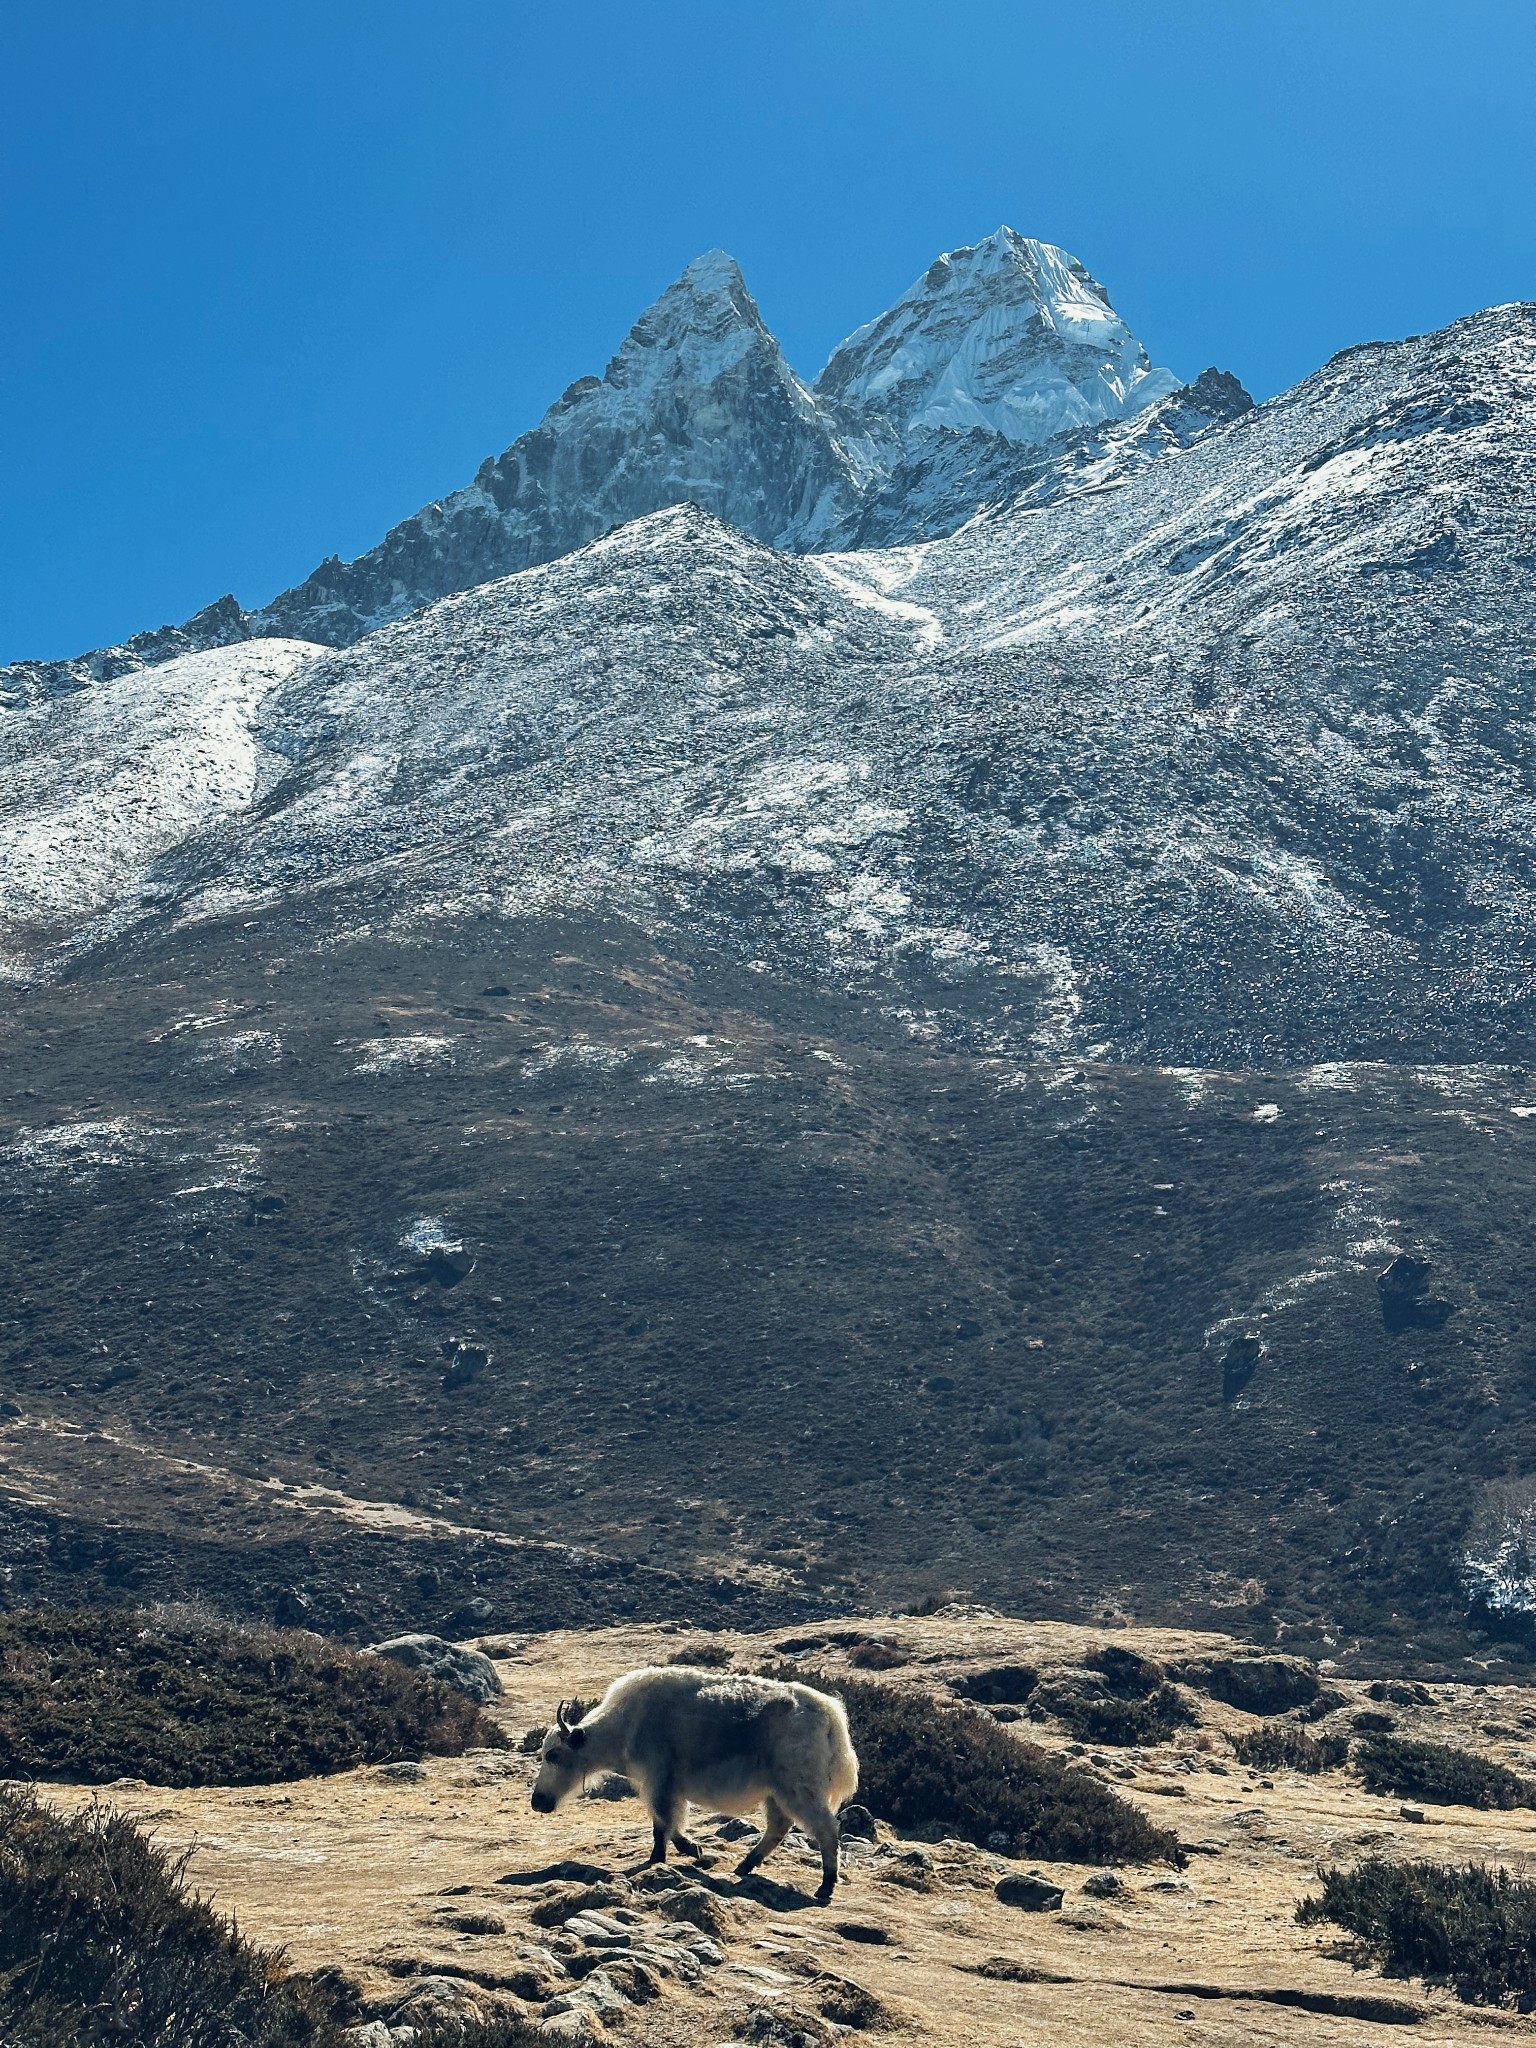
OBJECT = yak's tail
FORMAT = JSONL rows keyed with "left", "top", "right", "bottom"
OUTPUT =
{"left": 821, "top": 1691, "right": 860, "bottom": 1809}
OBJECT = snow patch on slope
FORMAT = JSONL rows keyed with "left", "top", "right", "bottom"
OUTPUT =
{"left": 0, "top": 638, "right": 319, "bottom": 975}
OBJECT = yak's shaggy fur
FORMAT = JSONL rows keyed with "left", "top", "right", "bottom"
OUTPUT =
{"left": 532, "top": 1666, "right": 858, "bottom": 1900}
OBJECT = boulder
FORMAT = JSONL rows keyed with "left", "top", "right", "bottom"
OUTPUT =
{"left": 1221, "top": 1330, "right": 1262, "bottom": 1399}
{"left": 1179, "top": 1654, "right": 1319, "bottom": 1715}
{"left": 369, "top": 1633, "right": 503, "bottom": 1701}
{"left": 1377, "top": 1254, "right": 1455, "bottom": 1332}
{"left": 995, "top": 1873, "right": 1064, "bottom": 1911}
{"left": 441, "top": 1340, "right": 491, "bottom": 1391}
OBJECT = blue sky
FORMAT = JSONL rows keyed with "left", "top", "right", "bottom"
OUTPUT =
{"left": 3, "top": 0, "right": 1533, "bottom": 662}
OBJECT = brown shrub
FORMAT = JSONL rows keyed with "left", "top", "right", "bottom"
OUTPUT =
{"left": 0, "top": 1785, "right": 339, "bottom": 2046}
{"left": 1232, "top": 1724, "right": 1349, "bottom": 1773}
{"left": 802, "top": 1671, "right": 1184, "bottom": 1866}
{"left": 0, "top": 1604, "right": 504, "bottom": 1787}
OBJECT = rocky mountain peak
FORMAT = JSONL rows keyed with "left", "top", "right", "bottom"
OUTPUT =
{"left": 815, "top": 225, "right": 1180, "bottom": 446}
{"left": 1, "top": 231, "right": 1213, "bottom": 686}
{"left": 602, "top": 248, "right": 796, "bottom": 393}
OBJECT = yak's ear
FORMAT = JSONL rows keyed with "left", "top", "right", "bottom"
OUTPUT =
{"left": 568, "top": 1725, "right": 587, "bottom": 1749}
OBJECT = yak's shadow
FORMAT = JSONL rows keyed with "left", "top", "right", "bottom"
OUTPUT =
{"left": 494, "top": 1852, "right": 823, "bottom": 1913}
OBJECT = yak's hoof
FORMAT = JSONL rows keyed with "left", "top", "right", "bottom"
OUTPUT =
{"left": 814, "top": 1881, "right": 836, "bottom": 1904}
{"left": 734, "top": 1857, "right": 759, "bottom": 1879}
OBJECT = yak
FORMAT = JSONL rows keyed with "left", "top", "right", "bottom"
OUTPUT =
{"left": 531, "top": 1665, "right": 859, "bottom": 1901}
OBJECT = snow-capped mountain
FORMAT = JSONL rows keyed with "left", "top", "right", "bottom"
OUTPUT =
{"left": 2, "top": 231, "right": 1197, "bottom": 693}
{"left": 816, "top": 226, "right": 1179, "bottom": 448}
{"left": 7, "top": 291, "right": 1534, "bottom": 1065}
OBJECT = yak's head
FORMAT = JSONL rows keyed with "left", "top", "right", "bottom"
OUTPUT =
{"left": 531, "top": 1697, "right": 590, "bottom": 1813}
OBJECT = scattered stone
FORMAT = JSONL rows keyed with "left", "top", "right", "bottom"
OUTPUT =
{"left": 274, "top": 1587, "right": 313, "bottom": 1628}
{"left": 839, "top": 1804, "right": 878, "bottom": 1840}
{"left": 657, "top": 1885, "right": 733, "bottom": 1937}
{"left": 834, "top": 1922, "right": 890, "bottom": 1945}
{"left": 369, "top": 1634, "right": 502, "bottom": 1701}
{"left": 1368, "top": 1679, "right": 1434, "bottom": 1707}
{"left": 423, "top": 1246, "right": 476, "bottom": 1288}
{"left": 581, "top": 1772, "right": 636, "bottom": 1801}
{"left": 376, "top": 1760, "right": 427, "bottom": 1783}
{"left": 441, "top": 1340, "right": 492, "bottom": 1391}
{"left": 970, "top": 1958, "right": 1074, "bottom": 1983}
{"left": 594, "top": 1957, "right": 661, "bottom": 2004}
{"left": 1082, "top": 1870, "right": 1125, "bottom": 1898}
{"left": 715, "top": 1815, "right": 757, "bottom": 1840}
{"left": 387, "top": 1974, "right": 489, "bottom": 2027}
{"left": 740, "top": 2004, "right": 837, "bottom": 2048}
{"left": 1060, "top": 1904, "right": 1114, "bottom": 1930}
{"left": 1401, "top": 1803, "right": 1426, "bottom": 1823}
{"left": 499, "top": 1860, "right": 612, "bottom": 1888}
{"left": 995, "top": 1873, "right": 1064, "bottom": 1912}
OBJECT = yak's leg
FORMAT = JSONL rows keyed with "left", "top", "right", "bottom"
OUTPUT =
{"left": 735, "top": 1795, "right": 793, "bottom": 1878}
{"left": 804, "top": 1797, "right": 842, "bottom": 1902}
{"left": 647, "top": 1776, "right": 684, "bottom": 1865}
{"left": 671, "top": 1828, "right": 702, "bottom": 1858}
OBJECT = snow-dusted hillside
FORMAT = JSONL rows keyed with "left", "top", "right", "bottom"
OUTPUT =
{"left": 0, "top": 639, "right": 317, "bottom": 976}
{"left": 1, "top": 296, "right": 1521, "bottom": 1060}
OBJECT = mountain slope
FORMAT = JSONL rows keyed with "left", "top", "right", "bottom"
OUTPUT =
{"left": 6, "top": 299, "right": 1516, "bottom": 1062}
{"left": 7, "top": 266, "right": 1536, "bottom": 1659}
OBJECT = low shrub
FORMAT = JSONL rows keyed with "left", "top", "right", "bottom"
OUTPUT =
{"left": 1298, "top": 1858, "right": 1536, "bottom": 2006}
{"left": 1354, "top": 1736, "right": 1536, "bottom": 1811}
{"left": 822, "top": 1673, "right": 1185, "bottom": 1866}
{"left": 666, "top": 1639, "right": 733, "bottom": 1667}
{"left": 0, "top": 1784, "right": 338, "bottom": 2046}
{"left": 0, "top": 1605, "right": 505, "bottom": 1787}
{"left": 1030, "top": 1669, "right": 1195, "bottom": 1747}
{"left": 1232, "top": 1724, "right": 1349, "bottom": 1774}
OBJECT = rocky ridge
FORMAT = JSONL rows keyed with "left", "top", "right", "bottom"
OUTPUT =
{"left": 0, "top": 229, "right": 1202, "bottom": 689}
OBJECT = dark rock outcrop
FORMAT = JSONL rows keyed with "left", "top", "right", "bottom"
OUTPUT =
{"left": 1377, "top": 1255, "right": 1456, "bottom": 1332}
